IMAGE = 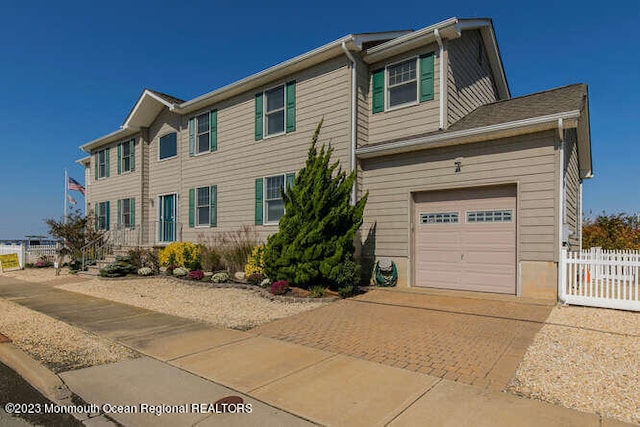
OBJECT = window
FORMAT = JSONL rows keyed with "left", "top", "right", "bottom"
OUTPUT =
{"left": 420, "top": 212, "right": 459, "bottom": 224}
{"left": 387, "top": 58, "right": 418, "bottom": 108}
{"left": 96, "top": 149, "right": 108, "bottom": 179}
{"left": 118, "top": 139, "right": 134, "bottom": 173}
{"left": 372, "top": 53, "right": 433, "bottom": 114}
{"left": 189, "top": 110, "right": 217, "bottom": 156}
{"left": 196, "top": 113, "right": 210, "bottom": 154}
{"left": 159, "top": 133, "right": 177, "bottom": 160}
{"left": 196, "top": 187, "right": 210, "bottom": 227}
{"left": 466, "top": 210, "right": 513, "bottom": 223}
{"left": 265, "top": 174, "right": 285, "bottom": 223}
{"left": 118, "top": 198, "right": 135, "bottom": 228}
{"left": 96, "top": 201, "right": 109, "bottom": 230}
{"left": 255, "top": 81, "right": 295, "bottom": 140}
{"left": 265, "top": 85, "right": 285, "bottom": 136}
{"left": 188, "top": 185, "right": 217, "bottom": 228}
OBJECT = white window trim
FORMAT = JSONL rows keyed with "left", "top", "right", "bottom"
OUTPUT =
{"left": 158, "top": 132, "right": 178, "bottom": 162}
{"left": 263, "top": 83, "right": 286, "bottom": 139}
{"left": 385, "top": 55, "right": 420, "bottom": 112}
{"left": 195, "top": 186, "right": 211, "bottom": 228}
{"left": 96, "top": 149, "right": 108, "bottom": 180}
{"left": 119, "top": 139, "right": 134, "bottom": 174}
{"left": 194, "top": 112, "right": 211, "bottom": 156}
{"left": 263, "top": 173, "right": 290, "bottom": 226}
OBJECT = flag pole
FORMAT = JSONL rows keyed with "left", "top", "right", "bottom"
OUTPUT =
{"left": 64, "top": 169, "right": 68, "bottom": 223}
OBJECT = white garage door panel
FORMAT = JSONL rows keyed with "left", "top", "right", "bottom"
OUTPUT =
{"left": 413, "top": 185, "right": 516, "bottom": 294}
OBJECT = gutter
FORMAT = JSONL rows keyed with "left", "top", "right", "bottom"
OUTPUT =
{"left": 434, "top": 29, "right": 445, "bottom": 130}
{"left": 356, "top": 110, "right": 581, "bottom": 158}
{"left": 341, "top": 42, "right": 358, "bottom": 205}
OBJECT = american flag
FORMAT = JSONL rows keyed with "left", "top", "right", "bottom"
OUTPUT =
{"left": 67, "top": 194, "right": 77, "bottom": 205}
{"left": 68, "top": 177, "right": 85, "bottom": 196}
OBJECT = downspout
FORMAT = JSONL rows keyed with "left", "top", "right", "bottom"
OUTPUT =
{"left": 434, "top": 29, "right": 445, "bottom": 130}
{"left": 341, "top": 41, "right": 357, "bottom": 205}
{"left": 557, "top": 117, "right": 565, "bottom": 302}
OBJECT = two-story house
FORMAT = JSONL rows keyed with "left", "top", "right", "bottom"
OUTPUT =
{"left": 77, "top": 17, "right": 592, "bottom": 301}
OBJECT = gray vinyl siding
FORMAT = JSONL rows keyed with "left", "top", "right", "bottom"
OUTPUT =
{"left": 564, "top": 129, "right": 580, "bottom": 249}
{"left": 143, "top": 56, "right": 351, "bottom": 243}
{"left": 355, "top": 55, "right": 370, "bottom": 196}
{"left": 366, "top": 44, "right": 441, "bottom": 146}
{"left": 360, "top": 130, "right": 558, "bottom": 262}
{"left": 88, "top": 135, "right": 141, "bottom": 228}
{"left": 447, "top": 30, "right": 499, "bottom": 126}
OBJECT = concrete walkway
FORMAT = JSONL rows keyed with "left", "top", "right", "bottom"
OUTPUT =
{"left": 0, "top": 277, "right": 631, "bottom": 426}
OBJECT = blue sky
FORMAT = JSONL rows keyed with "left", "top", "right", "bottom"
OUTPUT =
{"left": 0, "top": 0, "right": 638, "bottom": 238}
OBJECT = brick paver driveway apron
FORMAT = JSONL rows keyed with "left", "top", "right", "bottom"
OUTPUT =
{"left": 253, "top": 289, "right": 553, "bottom": 391}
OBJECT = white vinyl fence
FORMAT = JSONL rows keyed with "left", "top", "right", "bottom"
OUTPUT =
{"left": 560, "top": 248, "right": 640, "bottom": 311}
{"left": 0, "top": 244, "right": 26, "bottom": 268}
{"left": 26, "top": 244, "right": 60, "bottom": 264}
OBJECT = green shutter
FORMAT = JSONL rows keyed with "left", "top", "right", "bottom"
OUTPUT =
{"left": 285, "top": 81, "right": 296, "bottom": 133}
{"left": 286, "top": 172, "right": 295, "bottom": 192}
{"left": 255, "top": 178, "right": 263, "bottom": 225}
{"left": 130, "top": 198, "right": 135, "bottom": 228}
{"left": 254, "top": 93, "right": 263, "bottom": 141}
{"left": 117, "top": 199, "right": 122, "bottom": 226}
{"left": 210, "top": 110, "right": 217, "bottom": 152}
{"left": 94, "top": 206, "right": 98, "bottom": 231}
{"left": 188, "top": 117, "right": 195, "bottom": 156}
{"left": 188, "top": 188, "right": 195, "bottom": 228}
{"left": 372, "top": 69, "right": 385, "bottom": 113}
{"left": 210, "top": 185, "right": 217, "bottom": 227}
{"left": 419, "top": 53, "right": 435, "bottom": 102}
{"left": 94, "top": 153, "right": 98, "bottom": 180}
{"left": 130, "top": 140, "right": 135, "bottom": 171}
{"left": 105, "top": 148, "right": 110, "bottom": 178}
{"left": 117, "top": 144, "right": 122, "bottom": 175}
{"left": 105, "top": 201, "right": 110, "bottom": 231}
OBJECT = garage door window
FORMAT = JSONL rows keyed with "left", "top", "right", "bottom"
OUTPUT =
{"left": 466, "top": 210, "right": 513, "bottom": 223}
{"left": 420, "top": 212, "right": 459, "bottom": 224}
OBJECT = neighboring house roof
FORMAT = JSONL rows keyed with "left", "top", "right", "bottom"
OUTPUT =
{"left": 147, "top": 89, "right": 185, "bottom": 105}
{"left": 357, "top": 83, "right": 592, "bottom": 179}
{"left": 449, "top": 84, "right": 586, "bottom": 131}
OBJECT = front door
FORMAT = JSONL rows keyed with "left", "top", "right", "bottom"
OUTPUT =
{"left": 159, "top": 194, "right": 176, "bottom": 242}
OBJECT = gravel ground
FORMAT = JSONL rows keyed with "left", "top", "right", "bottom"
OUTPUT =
{"left": 57, "top": 277, "right": 328, "bottom": 330}
{"left": 0, "top": 299, "right": 137, "bottom": 373}
{"left": 509, "top": 305, "right": 640, "bottom": 425}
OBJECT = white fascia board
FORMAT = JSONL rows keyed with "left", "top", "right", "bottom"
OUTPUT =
{"left": 75, "top": 156, "right": 91, "bottom": 166}
{"left": 177, "top": 36, "right": 359, "bottom": 114}
{"left": 356, "top": 110, "right": 581, "bottom": 159}
{"left": 363, "top": 17, "right": 462, "bottom": 64}
{"left": 80, "top": 127, "right": 138, "bottom": 153}
{"left": 122, "top": 89, "right": 175, "bottom": 129}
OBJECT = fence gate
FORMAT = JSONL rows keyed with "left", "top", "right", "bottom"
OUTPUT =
{"left": 560, "top": 248, "right": 640, "bottom": 311}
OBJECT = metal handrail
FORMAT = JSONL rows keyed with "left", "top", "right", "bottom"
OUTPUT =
{"left": 80, "top": 230, "right": 111, "bottom": 271}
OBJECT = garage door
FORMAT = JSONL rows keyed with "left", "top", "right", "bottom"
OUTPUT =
{"left": 413, "top": 185, "right": 516, "bottom": 294}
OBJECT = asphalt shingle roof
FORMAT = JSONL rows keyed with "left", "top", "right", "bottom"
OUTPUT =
{"left": 148, "top": 89, "right": 185, "bottom": 105}
{"left": 449, "top": 83, "right": 588, "bottom": 131}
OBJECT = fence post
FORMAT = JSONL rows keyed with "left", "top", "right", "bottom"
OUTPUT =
{"left": 559, "top": 247, "right": 567, "bottom": 303}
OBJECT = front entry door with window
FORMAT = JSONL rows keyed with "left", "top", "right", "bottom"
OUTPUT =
{"left": 159, "top": 194, "right": 176, "bottom": 242}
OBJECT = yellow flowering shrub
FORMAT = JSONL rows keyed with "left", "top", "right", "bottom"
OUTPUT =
{"left": 158, "top": 242, "right": 200, "bottom": 268}
{"left": 244, "top": 244, "right": 265, "bottom": 277}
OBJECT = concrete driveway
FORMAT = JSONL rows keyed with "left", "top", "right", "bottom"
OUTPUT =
{"left": 253, "top": 288, "right": 554, "bottom": 391}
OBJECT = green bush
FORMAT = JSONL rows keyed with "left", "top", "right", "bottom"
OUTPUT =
{"left": 99, "top": 260, "right": 137, "bottom": 278}
{"left": 308, "top": 286, "right": 327, "bottom": 298}
{"left": 212, "top": 272, "right": 230, "bottom": 283}
{"left": 263, "top": 120, "right": 367, "bottom": 290}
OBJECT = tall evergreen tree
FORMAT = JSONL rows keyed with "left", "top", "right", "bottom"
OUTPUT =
{"left": 263, "top": 120, "right": 367, "bottom": 289}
